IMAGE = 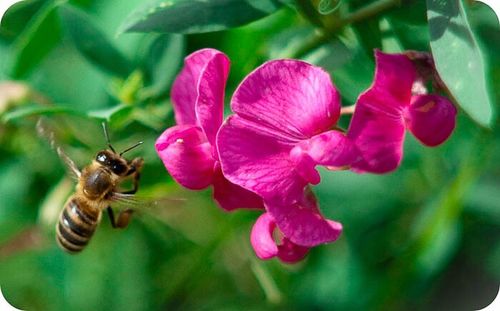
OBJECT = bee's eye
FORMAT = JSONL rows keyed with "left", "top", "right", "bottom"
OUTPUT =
{"left": 111, "top": 161, "right": 126, "bottom": 175}
{"left": 96, "top": 152, "right": 107, "bottom": 163}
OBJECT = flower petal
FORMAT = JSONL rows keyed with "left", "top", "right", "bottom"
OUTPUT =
{"left": 196, "top": 51, "right": 230, "bottom": 145}
{"left": 405, "top": 95, "right": 457, "bottom": 147}
{"left": 171, "top": 49, "right": 222, "bottom": 126}
{"left": 289, "top": 147, "right": 321, "bottom": 185}
{"left": 212, "top": 164, "right": 264, "bottom": 211}
{"left": 250, "top": 213, "right": 279, "bottom": 260}
{"left": 250, "top": 213, "right": 310, "bottom": 263}
{"left": 217, "top": 115, "right": 306, "bottom": 202}
{"left": 347, "top": 95, "right": 406, "bottom": 173}
{"left": 265, "top": 189, "right": 343, "bottom": 247}
{"left": 277, "top": 237, "right": 309, "bottom": 264}
{"left": 155, "top": 125, "right": 215, "bottom": 190}
{"left": 347, "top": 51, "right": 416, "bottom": 173}
{"left": 290, "top": 130, "right": 359, "bottom": 182}
{"left": 231, "top": 59, "right": 340, "bottom": 140}
{"left": 369, "top": 50, "right": 415, "bottom": 113}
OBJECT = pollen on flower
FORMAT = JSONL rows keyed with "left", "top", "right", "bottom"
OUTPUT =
{"left": 176, "top": 138, "right": 184, "bottom": 144}
{"left": 416, "top": 100, "right": 436, "bottom": 113}
{"left": 411, "top": 79, "right": 428, "bottom": 95}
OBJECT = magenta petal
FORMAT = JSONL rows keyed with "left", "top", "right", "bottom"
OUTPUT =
{"left": 155, "top": 125, "right": 215, "bottom": 190}
{"left": 347, "top": 51, "right": 416, "bottom": 174}
{"left": 265, "top": 190, "right": 343, "bottom": 247}
{"left": 347, "top": 94, "right": 406, "bottom": 173}
{"left": 217, "top": 115, "right": 306, "bottom": 202}
{"left": 250, "top": 213, "right": 310, "bottom": 263}
{"left": 171, "top": 49, "right": 222, "bottom": 125}
{"left": 294, "top": 130, "right": 359, "bottom": 166}
{"left": 231, "top": 60, "right": 340, "bottom": 139}
{"left": 370, "top": 50, "right": 415, "bottom": 112}
{"left": 405, "top": 95, "right": 457, "bottom": 147}
{"left": 250, "top": 213, "right": 279, "bottom": 260}
{"left": 277, "top": 237, "right": 310, "bottom": 263}
{"left": 289, "top": 147, "right": 321, "bottom": 185}
{"left": 196, "top": 51, "right": 230, "bottom": 145}
{"left": 212, "top": 165, "right": 264, "bottom": 211}
{"left": 290, "top": 131, "right": 358, "bottom": 183}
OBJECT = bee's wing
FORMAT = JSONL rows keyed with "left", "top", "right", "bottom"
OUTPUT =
{"left": 110, "top": 192, "right": 185, "bottom": 210}
{"left": 36, "top": 118, "right": 81, "bottom": 180}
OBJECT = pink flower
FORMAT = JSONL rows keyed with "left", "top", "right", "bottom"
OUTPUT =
{"left": 217, "top": 60, "right": 355, "bottom": 247}
{"left": 250, "top": 189, "right": 343, "bottom": 263}
{"left": 251, "top": 212, "right": 310, "bottom": 263}
{"left": 347, "top": 51, "right": 457, "bottom": 174}
{"left": 155, "top": 49, "right": 263, "bottom": 211}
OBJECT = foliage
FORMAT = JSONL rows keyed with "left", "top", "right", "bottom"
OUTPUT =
{"left": 0, "top": 0, "right": 498, "bottom": 310}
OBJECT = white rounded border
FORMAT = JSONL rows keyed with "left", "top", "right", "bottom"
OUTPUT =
{"left": 0, "top": 0, "right": 23, "bottom": 22}
{"left": 0, "top": 287, "right": 23, "bottom": 311}
{"left": 477, "top": 286, "right": 500, "bottom": 311}
{"left": 476, "top": 0, "right": 500, "bottom": 24}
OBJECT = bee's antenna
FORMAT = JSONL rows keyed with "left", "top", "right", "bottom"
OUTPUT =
{"left": 102, "top": 122, "right": 116, "bottom": 153}
{"left": 120, "top": 141, "right": 143, "bottom": 156}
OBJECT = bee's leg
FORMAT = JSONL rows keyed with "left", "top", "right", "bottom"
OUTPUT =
{"left": 107, "top": 206, "right": 117, "bottom": 228}
{"left": 108, "top": 158, "right": 143, "bottom": 228}
{"left": 107, "top": 206, "right": 133, "bottom": 229}
{"left": 122, "top": 157, "right": 144, "bottom": 195}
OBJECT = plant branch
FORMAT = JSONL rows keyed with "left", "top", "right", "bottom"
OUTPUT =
{"left": 291, "top": 0, "right": 401, "bottom": 58}
{"left": 296, "top": 0, "right": 325, "bottom": 28}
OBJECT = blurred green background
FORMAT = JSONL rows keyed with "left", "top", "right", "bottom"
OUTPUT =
{"left": 0, "top": 0, "right": 499, "bottom": 310}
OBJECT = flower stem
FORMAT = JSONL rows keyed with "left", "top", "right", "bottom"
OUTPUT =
{"left": 291, "top": 0, "right": 401, "bottom": 58}
{"left": 250, "top": 259, "right": 282, "bottom": 304}
{"left": 340, "top": 104, "right": 356, "bottom": 115}
{"left": 296, "top": 0, "right": 325, "bottom": 28}
{"left": 341, "top": 0, "right": 401, "bottom": 26}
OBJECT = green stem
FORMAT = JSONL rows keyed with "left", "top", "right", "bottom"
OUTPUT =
{"left": 341, "top": 0, "right": 401, "bottom": 26}
{"left": 296, "top": 0, "right": 325, "bottom": 28}
{"left": 291, "top": 0, "right": 401, "bottom": 58}
{"left": 250, "top": 259, "right": 282, "bottom": 304}
{"left": 372, "top": 129, "right": 493, "bottom": 310}
{"left": 340, "top": 104, "right": 356, "bottom": 115}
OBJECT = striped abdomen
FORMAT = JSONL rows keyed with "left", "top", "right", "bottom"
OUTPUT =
{"left": 56, "top": 197, "right": 101, "bottom": 253}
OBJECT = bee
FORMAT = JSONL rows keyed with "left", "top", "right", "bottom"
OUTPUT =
{"left": 37, "top": 119, "right": 144, "bottom": 253}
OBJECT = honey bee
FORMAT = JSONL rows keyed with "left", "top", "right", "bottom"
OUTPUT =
{"left": 37, "top": 119, "right": 144, "bottom": 253}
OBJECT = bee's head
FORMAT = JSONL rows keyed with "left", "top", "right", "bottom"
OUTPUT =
{"left": 95, "top": 150, "right": 128, "bottom": 176}
{"left": 98, "top": 122, "right": 143, "bottom": 176}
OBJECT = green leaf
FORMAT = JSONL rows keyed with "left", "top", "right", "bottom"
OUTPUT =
{"left": 86, "top": 104, "right": 133, "bottom": 123}
{"left": 268, "top": 26, "right": 316, "bottom": 59}
{"left": 10, "top": 1, "right": 62, "bottom": 78}
{"left": 119, "top": 0, "right": 284, "bottom": 34}
{"left": 467, "top": 2, "right": 500, "bottom": 126}
{"left": 388, "top": 0, "right": 428, "bottom": 25}
{"left": 132, "top": 104, "right": 172, "bottom": 131}
{"left": 387, "top": 16, "right": 430, "bottom": 51}
{"left": 1, "top": 105, "right": 78, "bottom": 123}
{"left": 304, "top": 39, "right": 374, "bottom": 105}
{"left": 222, "top": 8, "right": 297, "bottom": 82}
{"left": 0, "top": 0, "right": 46, "bottom": 38}
{"left": 318, "top": 0, "right": 342, "bottom": 15}
{"left": 352, "top": 19, "right": 382, "bottom": 57}
{"left": 1, "top": 104, "right": 131, "bottom": 123}
{"left": 411, "top": 131, "right": 489, "bottom": 280}
{"left": 427, "top": 0, "right": 494, "bottom": 127}
{"left": 60, "top": 5, "right": 132, "bottom": 77}
{"left": 278, "top": 0, "right": 295, "bottom": 6}
{"left": 465, "top": 179, "right": 500, "bottom": 223}
{"left": 140, "top": 34, "right": 185, "bottom": 99}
